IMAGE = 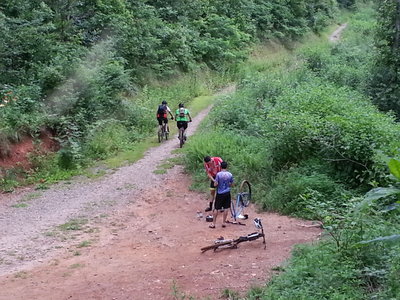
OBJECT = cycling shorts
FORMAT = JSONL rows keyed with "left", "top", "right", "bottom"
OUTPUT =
{"left": 157, "top": 117, "right": 168, "bottom": 126}
{"left": 177, "top": 121, "right": 188, "bottom": 129}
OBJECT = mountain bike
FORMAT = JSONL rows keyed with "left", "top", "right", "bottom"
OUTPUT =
{"left": 201, "top": 218, "right": 265, "bottom": 253}
{"left": 230, "top": 180, "right": 251, "bottom": 222}
{"left": 158, "top": 122, "right": 169, "bottom": 143}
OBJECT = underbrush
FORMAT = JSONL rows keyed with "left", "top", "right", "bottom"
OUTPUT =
{"left": 184, "top": 3, "right": 400, "bottom": 298}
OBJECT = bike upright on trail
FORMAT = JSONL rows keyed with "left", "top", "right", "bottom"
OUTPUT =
{"left": 156, "top": 100, "right": 174, "bottom": 143}
{"left": 175, "top": 103, "right": 192, "bottom": 148}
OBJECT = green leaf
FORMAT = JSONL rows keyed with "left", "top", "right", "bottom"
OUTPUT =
{"left": 363, "top": 187, "right": 400, "bottom": 201}
{"left": 388, "top": 158, "right": 400, "bottom": 180}
{"left": 356, "top": 187, "right": 400, "bottom": 212}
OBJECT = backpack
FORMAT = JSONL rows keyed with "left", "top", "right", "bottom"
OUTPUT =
{"left": 157, "top": 104, "right": 167, "bottom": 116}
{"left": 179, "top": 107, "right": 185, "bottom": 117}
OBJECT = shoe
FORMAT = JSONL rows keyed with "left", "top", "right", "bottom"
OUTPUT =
{"left": 205, "top": 207, "right": 212, "bottom": 212}
{"left": 237, "top": 214, "right": 246, "bottom": 220}
{"left": 209, "top": 224, "right": 215, "bottom": 229}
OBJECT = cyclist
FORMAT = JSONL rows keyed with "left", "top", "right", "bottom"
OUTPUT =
{"left": 175, "top": 103, "right": 192, "bottom": 140}
{"left": 203, "top": 155, "right": 223, "bottom": 212}
{"left": 156, "top": 100, "right": 174, "bottom": 132}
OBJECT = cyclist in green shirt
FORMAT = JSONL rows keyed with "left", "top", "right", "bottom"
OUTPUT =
{"left": 175, "top": 103, "right": 192, "bottom": 141}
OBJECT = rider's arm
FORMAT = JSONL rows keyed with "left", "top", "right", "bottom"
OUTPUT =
{"left": 187, "top": 112, "right": 192, "bottom": 122}
{"left": 214, "top": 174, "right": 219, "bottom": 186}
{"left": 204, "top": 164, "right": 215, "bottom": 181}
{"left": 167, "top": 106, "right": 174, "bottom": 119}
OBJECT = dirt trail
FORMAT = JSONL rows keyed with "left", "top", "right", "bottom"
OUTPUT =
{"left": 329, "top": 23, "right": 348, "bottom": 42}
{"left": 0, "top": 82, "right": 322, "bottom": 299}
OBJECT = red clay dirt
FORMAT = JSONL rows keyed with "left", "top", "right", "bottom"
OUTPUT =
{"left": 0, "top": 164, "right": 321, "bottom": 300}
{"left": 0, "top": 131, "right": 57, "bottom": 169}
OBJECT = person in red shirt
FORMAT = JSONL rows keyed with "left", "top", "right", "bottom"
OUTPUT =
{"left": 203, "top": 156, "right": 223, "bottom": 212}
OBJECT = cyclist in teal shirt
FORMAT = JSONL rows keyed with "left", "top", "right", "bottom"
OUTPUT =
{"left": 175, "top": 103, "right": 192, "bottom": 140}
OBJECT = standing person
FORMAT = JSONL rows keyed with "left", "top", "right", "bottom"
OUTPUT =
{"left": 156, "top": 100, "right": 174, "bottom": 132}
{"left": 209, "top": 161, "right": 233, "bottom": 229}
{"left": 203, "top": 156, "right": 223, "bottom": 212}
{"left": 175, "top": 103, "right": 192, "bottom": 140}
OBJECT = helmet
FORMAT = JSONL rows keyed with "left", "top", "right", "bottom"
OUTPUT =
{"left": 178, "top": 103, "right": 184, "bottom": 108}
{"left": 162, "top": 100, "right": 167, "bottom": 104}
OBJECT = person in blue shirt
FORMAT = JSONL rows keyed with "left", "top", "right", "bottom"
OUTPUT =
{"left": 209, "top": 161, "right": 234, "bottom": 229}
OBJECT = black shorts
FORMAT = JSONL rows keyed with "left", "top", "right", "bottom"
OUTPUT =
{"left": 177, "top": 121, "right": 188, "bottom": 130}
{"left": 210, "top": 176, "right": 216, "bottom": 190}
{"left": 214, "top": 191, "right": 231, "bottom": 210}
{"left": 157, "top": 117, "right": 168, "bottom": 126}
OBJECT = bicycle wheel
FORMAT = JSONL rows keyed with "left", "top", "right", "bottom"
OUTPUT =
{"left": 239, "top": 180, "right": 251, "bottom": 207}
{"left": 179, "top": 128, "right": 184, "bottom": 148}
{"left": 231, "top": 194, "right": 245, "bottom": 220}
{"left": 158, "top": 129, "right": 162, "bottom": 143}
{"left": 165, "top": 130, "right": 169, "bottom": 140}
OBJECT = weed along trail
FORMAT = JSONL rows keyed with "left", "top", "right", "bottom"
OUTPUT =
{"left": 0, "top": 87, "right": 321, "bottom": 299}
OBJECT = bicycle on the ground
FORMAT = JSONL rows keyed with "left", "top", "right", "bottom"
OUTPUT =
{"left": 200, "top": 218, "right": 266, "bottom": 253}
{"left": 230, "top": 180, "right": 251, "bottom": 222}
{"left": 158, "top": 122, "right": 169, "bottom": 143}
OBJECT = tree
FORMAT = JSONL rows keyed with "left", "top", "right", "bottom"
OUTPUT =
{"left": 369, "top": 0, "right": 400, "bottom": 118}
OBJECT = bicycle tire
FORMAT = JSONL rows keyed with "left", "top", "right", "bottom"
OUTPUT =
{"left": 179, "top": 128, "right": 184, "bottom": 148}
{"left": 239, "top": 180, "right": 251, "bottom": 207}
{"left": 158, "top": 130, "right": 162, "bottom": 143}
{"left": 231, "top": 199, "right": 245, "bottom": 221}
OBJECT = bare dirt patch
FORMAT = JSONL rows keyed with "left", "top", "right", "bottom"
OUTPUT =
{"left": 0, "top": 164, "right": 321, "bottom": 300}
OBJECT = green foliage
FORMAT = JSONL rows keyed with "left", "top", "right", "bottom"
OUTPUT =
{"left": 249, "top": 243, "right": 365, "bottom": 299}
{"left": 185, "top": 130, "right": 269, "bottom": 188}
{"left": 0, "top": 0, "right": 342, "bottom": 187}
{"left": 368, "top": 0, "right": 400, "bottom": 118}
{"left": 299, "top": 4, "right": 376, "bottom": 93}
{"left": 83, "top": 119, "right": 132, "bottom": 160}
{"left": 264, "top": 161, "right": 354, "bottom": 219}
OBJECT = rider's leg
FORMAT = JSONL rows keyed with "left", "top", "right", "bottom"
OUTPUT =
{"left": 205, "top": 185, "right": 215, "bottom": 212}
{"left": 157, "top": 117, "right": 162, "bottom": 131}
{"left": 165, "top": 118, "right": 169, "bottom": 132}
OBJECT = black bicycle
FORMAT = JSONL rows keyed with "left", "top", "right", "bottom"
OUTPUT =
{"left": 178, "top": 126, "right": 185, "bottom": 148}
{"left": 201, "top": 218, "right": 266, "bottom": 253}
{"left": 158, "top": 122, "right": 169, "bottom": 143}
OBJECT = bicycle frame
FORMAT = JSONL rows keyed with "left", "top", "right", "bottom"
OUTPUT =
{"left": 230, "top": 180, "right": 251, "bottom": 221}
{"left": 201, "top": 218, "right": 266, "bottom": 253}
{"left": 158, "top": 123, "right": 169, "bottom": 143}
